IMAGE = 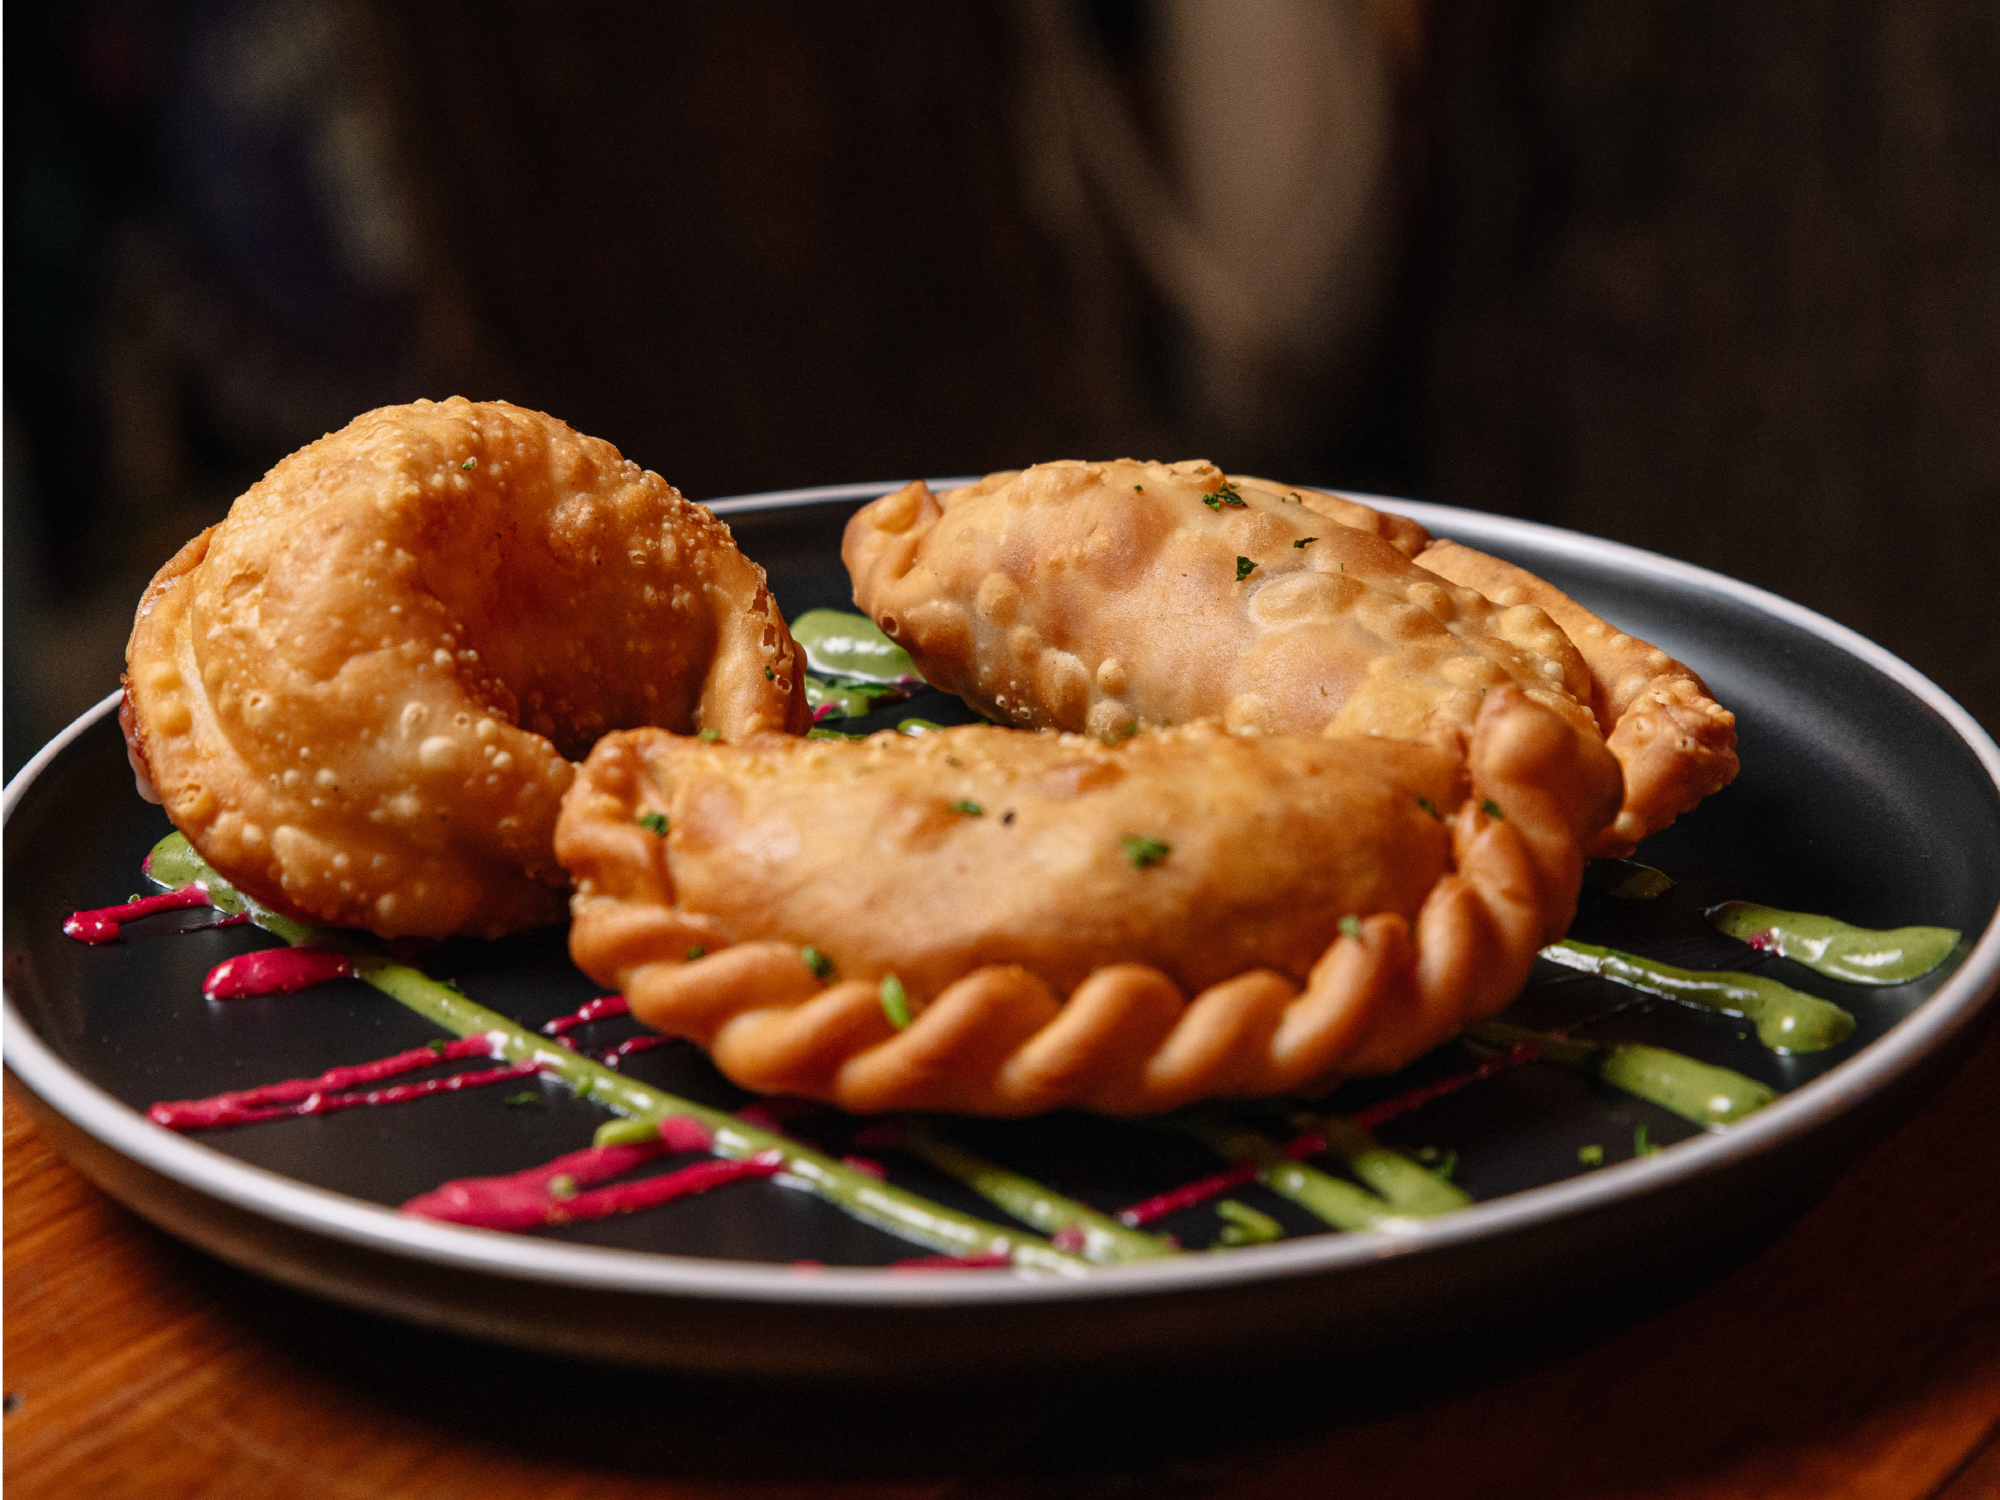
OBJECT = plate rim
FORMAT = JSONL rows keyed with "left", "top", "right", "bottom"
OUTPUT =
{"left": 7, "top": 488, "right": 2000, "bottom": 1311}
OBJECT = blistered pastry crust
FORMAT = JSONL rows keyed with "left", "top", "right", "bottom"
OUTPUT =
{"left": 123, "top": 398, "right": 806, "bottom": 938}
{"left": 843, "top": 459, "right": 1600, "bottom": 747}
{"left": 557, "top": 686, "right": 1620, "bottom": 1117}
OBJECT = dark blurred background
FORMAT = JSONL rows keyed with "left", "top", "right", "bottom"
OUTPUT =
{"left": 8, "top": 0, "right": 1998, "bottom": 776}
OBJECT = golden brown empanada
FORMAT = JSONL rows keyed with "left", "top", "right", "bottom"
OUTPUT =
{"left": 844, "top": 458, "right": 1736, "bottom": 854}
{"left": 556, "top": 685, "right": 1621, "bottom": 1117}
{"left": 124, "top": 398, "right": 806, "bottom": 939}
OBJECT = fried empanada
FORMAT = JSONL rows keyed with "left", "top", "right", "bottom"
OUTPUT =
{"left": 124, "top": 398, "right": 807, "bottom": 939}
{"left": 556, "top": 685, "right": 1621, "bottom": 1116}
{"left": 844, "top": 459, "right": 1600, "bottom": 745}
{"left": 844, "top": 458, "right": 1736, "bottom": 853}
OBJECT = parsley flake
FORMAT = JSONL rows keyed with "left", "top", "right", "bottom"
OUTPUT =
{"left": 1416, "top": 796, "right": 1440, "bottom": 820}
{"left": 461, "top": 457, "right": 477, "bottom": 471}
{"left": 802, "top": 945, "right": 834, "bottom": 980}
{"left": 1200, "top": 483, "right": 1246, "bottom": 511}
{"left": 1121, "top": 835, "right": 1171, "bottom": 869}
{"left": 1578, "top": 1144, "right": 1605, "bottom": 1167}
{"left": 950, "top": 799, "right": 984, "bottom": 816}
{"left": 764, "top": 665, "right": 775, "bottom": 681}
{"left": 879, "top": 973, "right": 912, "bottom": 1029}
{"left": 699, "top": 728, "right": 721, "bottom": 742}
{"left": 686, "top": 944, "right": 706, "bottom": 961}
{"left": 1285, "top": 491, "right": 1302, "bottom": 503}
{"left": 1338, "top": 915, "right": 1363, "bottom": 939}
{"left": 1235, "top": 556, "right": 1256, "bottom": 581}
{"left": 503, "top": 1091, "right": 542, "bottom": 1110}
{"left": 1132, "top": 484, "right": 1144, "bottom": 492}
{"left": 1294, "top": 536, "right": 1318, "bottom": 549}
{"left": 1481, "top": 797, "right": 1504, "bottom": 819}
{"left": 638, "top": 811, "right": 669, "bottom": 837}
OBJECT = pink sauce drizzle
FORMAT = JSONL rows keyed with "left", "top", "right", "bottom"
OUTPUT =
{"left": 203, "top": 946, "right": 356, "bottom": 1000}
{"left": 63, "top": 884, "right": 245, "bottom": 944}
{"left": 892, "top": 1251, "right": 1013, "bottom": 1272}
{"left": 540, "top": 995, "right": 630, "bottom": 1037}
{"left": 401, "top": 1121, "right": 779, "bottom": 1232}
{"left": 148, "top": 1038, "right": 540, "bottom": 1130}
{"left": 601, "top": 1035, "right": 675, "bottom": 1069}
{"left": 1348, "top": 1042, "right": 1540, "bottom": 1128}
{"left": 1116, "top": 1042, "right": 1543, "bottom": 1226}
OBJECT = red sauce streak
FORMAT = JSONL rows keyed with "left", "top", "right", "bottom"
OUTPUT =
{"left": 148, "top": 1039, "right": 542, "bottom": 1130}
{"left": 203, "top": 946, "right": 356, "bottom": 999}
{"left": 1116, "top": 1043, "right": 1542, "bottom": 1226}
{"left": 401, "top": 1123, "right": 771, "bottom": 1232}
{"left": 601, "top": 1036, "right": 674, "bottom": 1068}
{"left": 63, "top": 884, "right": 236, "bottom": 943}
{"left": 892, "top": 1251, "right": 1013, "bottom": 1272}
{"left": 1348, "top": 1042, "right": 1540, "bottom": 1128}
{"left": 540, "top": 995, "right": 630, "bottom": 1036}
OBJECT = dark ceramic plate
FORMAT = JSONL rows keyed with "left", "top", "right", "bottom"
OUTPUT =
{"left": 7, "top": 489, "right": 2000, "bottom": 1378}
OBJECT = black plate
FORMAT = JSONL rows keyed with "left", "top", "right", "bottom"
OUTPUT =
{"left": 7, "top": 489, "right": 1999, "bottom": 1377}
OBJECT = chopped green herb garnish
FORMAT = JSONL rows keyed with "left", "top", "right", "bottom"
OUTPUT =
{"left": 1578, "top": 1144, "right": 1605, "bottom": 1167}
{"left": 1121, "top": 835, "right": 1171, "bottom": 869}
{"left": 1235, "top": 556, "right": 1256, "bottom": 581}
{"left": 764, "top": 665, "right": 775, "bottom": 681}
{"left": 548, "top": 1174, "right": 578, "bottom": 1199}
{"left": 1294, "top": 536, "right": 1318, "bottom": 549}
{"left": 802, "top": 945, "right": 834, "bottom": 980}
{"left": 699, "top": 728, "right": 721, "bottom": 742}
{"left": 1285, "top": 491, "right": 1302, "bottom": 503}
{"left": 1416, "top": 796, "right": 1440, "bottom": 821}
{"left": 950, "top": 800, "right": 984, "bottom": 817}
{"left": 1214, "top": 1199, "right": 1284, "bottom": 1247}
{"left": 1634, "top": 1124, "right": 1659, "bottom": 1156}
{"left": 461, "top": 457, "right": 477, "bottom": 471}
{"left": 1338, "top": 915, "right": 1363, "bottom": 939}
{"left": 1132, "top": 484, "right": 1143, "bottom": 492}
{"left": 426, "top": 1038, "right": 450, "bottom": 1056}
{"left": 1480, "top": 797, "right": 1504, "bottom": 819}
{"left": 1200, "top": 483, "right": 1246, "bottom": 511}
{"left": 686, "top": 944, "right": 706, "bottom": 961}
{"left": 879, "top": 974, "right": 912, "bottom": 1029}
{"left": 503, "top": 1091, "right": 542, "bottom": 1110}
{"left": 638, "top": 812, "right": 669, "bottom": 837}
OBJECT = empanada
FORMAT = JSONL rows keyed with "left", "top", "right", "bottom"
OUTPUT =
{"left": 556, "top": 685, "right": 1622, "bottom": 1116}
{"left": 844, "top": 458, "right": 1735, "bottom": 853}
{"left": 124, "top": 398, "right": 807, "bottom": 939}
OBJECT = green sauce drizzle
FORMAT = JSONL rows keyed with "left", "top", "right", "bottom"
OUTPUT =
{"left": 1583, "top": 859, "right": 1675, "bottom": 900}
{"left": 897, "top": 1120, "right": 1176, "bottom": 1265}
{"left": 789, "top": 609, "right": 919, "bottom": 683}
{"left": 1704, "top": 901, "right": 1960, "bottom": 985}
{"left": 1295, "top": 1116, "right": 1474, "bottom": 1215}
{"left": 1540, "top": 939, "right": 1855, "bottom": 1052}
{"left": 1471, "top": 1020, "right": 1775, "bottom": 1127}
{"left": 145, "top": 834, "right": 1090, "bottom": 1275}
{"left": 1171, "top": 1116, "right": 1427, "bottom": 1233}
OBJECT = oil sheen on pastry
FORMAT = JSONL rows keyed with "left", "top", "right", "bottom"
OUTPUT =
{"left": 123, "top": 398, "right": 807, "bottom": 939}
{"left": 557, "top": 685, "right": 1621, "bottom": 1116}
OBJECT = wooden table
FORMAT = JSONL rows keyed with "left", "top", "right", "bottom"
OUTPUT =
{"left": 9, "top": 1015, "right": 2000, "bottom": 1500}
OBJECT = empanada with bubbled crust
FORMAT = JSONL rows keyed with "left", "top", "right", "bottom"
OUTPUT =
{"left": 844, "top": 459, "right": 1602, "bottom": 746}
{"left": 124, "top": 398, "right": 807, "bottom": 939}
{"left": 556, "top": 685, "right": 1622, "bottom": 1117}
{"left": 844, "top": 458, "right": 1736, "bottom": 855}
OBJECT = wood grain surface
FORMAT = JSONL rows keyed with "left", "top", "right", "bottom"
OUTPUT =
{"left": 8, "top": 1013, "right": 2000, "bottom": 1500}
